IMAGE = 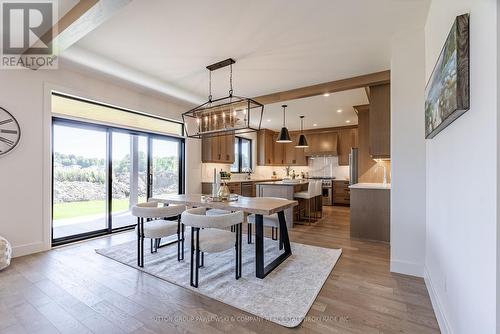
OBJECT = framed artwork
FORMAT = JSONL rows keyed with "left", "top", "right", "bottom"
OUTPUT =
{"left": 425, "top": 13, "right": 469, "bottom": 139}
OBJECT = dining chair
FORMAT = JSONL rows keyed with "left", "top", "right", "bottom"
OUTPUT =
{"left": 132, "top": 201, "right": 186, "bottom": 268}
{"left": 181, "top": 207, "right": 243, "bottom": 288}
{"left": 246, "top": 213, "right": 283, "bottom": 250}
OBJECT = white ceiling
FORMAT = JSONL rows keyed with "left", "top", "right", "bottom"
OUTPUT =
{"left": 256, "top": 88, "right": 367, "bottom": 131}
{"left": 60, "top": 0, "right": 429, "bottom": 105}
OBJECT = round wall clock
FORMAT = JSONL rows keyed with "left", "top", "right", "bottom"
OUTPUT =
{"left": 0, "top": 107, "right": 21, "bottom": 156}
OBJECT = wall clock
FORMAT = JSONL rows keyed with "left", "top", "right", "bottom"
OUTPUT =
{"left": 0, "top": 107, "right": 21, "bottom": 156}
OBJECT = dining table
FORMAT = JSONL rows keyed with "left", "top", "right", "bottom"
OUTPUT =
{"left": 151, "top": 194, "right": 298, "bottom": 279}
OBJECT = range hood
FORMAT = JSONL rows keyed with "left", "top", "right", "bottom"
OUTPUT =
{"left": 304, "top": 132, "right": 338, "bottom": 156}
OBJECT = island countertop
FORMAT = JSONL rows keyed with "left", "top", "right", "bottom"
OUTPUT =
{"left": 349, "top": 182, "right": 391, "bottom": 190}
{"left": 255, "top": 180, "right": 310, "bottom": 186}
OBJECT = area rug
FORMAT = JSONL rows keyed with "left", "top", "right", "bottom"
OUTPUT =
{"left": 96, "top": 233, "right": 341, "bottom": 327}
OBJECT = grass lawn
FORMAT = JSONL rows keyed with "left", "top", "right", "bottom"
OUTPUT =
{"left": 53, "top": 198, "right": 145, "bottom": 220}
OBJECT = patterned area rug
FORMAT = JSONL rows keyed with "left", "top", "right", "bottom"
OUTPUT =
{"left": 96, "top": 233, "right": 341, "bottom": 327}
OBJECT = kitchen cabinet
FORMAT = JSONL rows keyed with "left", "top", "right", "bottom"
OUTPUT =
{"left": 257, "top": 129, "right": 275, "bottom": 165}
{"left": 338, "top": 127, "right": 358, "bottom": 166}
{"left": 241, "top": 181, "right": 256, "bottom": 197}
{"left": 369, "top": 83, "right": 390, "bottom": 158}
{"left": 201, "top": 134, "right": 235, "bottom": 163}
{"left": 304, "top": 131, "right": 338, "bottom": 156}
{"left": 272, "top": 133, "right": 286, "bottom": 165}
{"left": 333, "top": 180, "right": 350, "bottom": 205}
{"left": 284, "top": 134, "right": 308, "bottom": 166}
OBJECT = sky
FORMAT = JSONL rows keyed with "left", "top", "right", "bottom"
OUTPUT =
{"left": 53, "top": 124, "right": 179, "bottom": 159}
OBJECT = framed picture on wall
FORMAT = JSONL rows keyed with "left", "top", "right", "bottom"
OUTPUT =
{"left": 425, "top": 13, "right": 470, "bottom": 139}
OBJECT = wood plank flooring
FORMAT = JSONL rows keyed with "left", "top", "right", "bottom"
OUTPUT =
{"left": 0, "top": 206, "right": 439, "bottom": 333}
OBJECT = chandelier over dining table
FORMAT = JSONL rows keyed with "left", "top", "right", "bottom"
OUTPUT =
{"left": 182, "top": 58, "right": 264, "bottom": 139}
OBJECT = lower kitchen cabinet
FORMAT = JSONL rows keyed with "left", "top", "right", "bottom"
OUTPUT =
{"left": 333, "top": 180, "right": 350, "bottom": 205}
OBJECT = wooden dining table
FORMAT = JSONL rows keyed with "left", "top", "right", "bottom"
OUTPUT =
{"left": 151, "top": 194, "right": 298, "bottom": 279}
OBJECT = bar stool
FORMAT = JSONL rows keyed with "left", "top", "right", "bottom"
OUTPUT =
{"left": 294, "top": 181, "right": 317, "bottom": 223}
{"left": 132, "top": 201, "right": 186, "bottom": 268}
{"left": 181, "top": 207, "right": 244, "bottom": 288}
{"left": 314, "top": 181, "right": 323, "bottom": 219}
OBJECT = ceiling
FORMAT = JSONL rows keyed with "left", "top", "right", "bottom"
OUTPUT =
{"left": 60, "top": 0, "right": 429, "bottom": 105}
{"left": 256, "top": 88, "right": 367, "bottom": 131}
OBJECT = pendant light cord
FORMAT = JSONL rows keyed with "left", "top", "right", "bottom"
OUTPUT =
{"left": 229, "top": 64, "right": 233, "bottom": 97}
{"left": 282, "top": 105, "right": 286, "bottom": 126}
{"left": 208, "top": 70, "right": 212, "bottom": 102}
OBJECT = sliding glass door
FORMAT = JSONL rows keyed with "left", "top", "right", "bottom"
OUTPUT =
{"left": 52, "top": 119, "right": 184, "bottom": 245}
{"left": 111, "top": 132, "right": 149, "bottom": 230}
{"left": 52, "top": 123, "right": 108, "bottom": 240}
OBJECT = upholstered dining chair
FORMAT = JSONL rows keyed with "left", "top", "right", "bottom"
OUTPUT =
{"left": 247, "top": 213, "right": 283, "bottom": 250}
{"left": 131, "top": 201, "right": 186, "bottom": 268}
{"left": 181, "top": 207, "right": 244, "bottom": 288}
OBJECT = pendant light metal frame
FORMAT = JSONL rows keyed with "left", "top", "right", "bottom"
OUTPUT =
{"left": 182, "top": 58, "right": 264, "bottom": 139}
{"left": 277, "top": 104, "right": 292, "bottom": 143}
{"left": 295, "top": 115, "right": 309, "bottom": 148}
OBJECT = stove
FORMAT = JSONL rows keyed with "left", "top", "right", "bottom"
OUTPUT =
{"left": 308, "top": 176, "right": 335, "bottom": 187}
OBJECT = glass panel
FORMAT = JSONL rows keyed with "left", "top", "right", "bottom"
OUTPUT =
{"left": 52, "top": 124, "right": 107, "bottom": 239}
{"left": 111, "top": 132, "right": 148, "bottom": 229}
{"left": 241, "top": 138, "right": 251, "bottom": 171}
{"left": 52, "top": 94, "right": 183, "bottom": 136}
{"left": 151, "top": 138, "right": 180, "bottom": 197}
{"left": 230, "top": 139, "right": 240, "bottom": 172}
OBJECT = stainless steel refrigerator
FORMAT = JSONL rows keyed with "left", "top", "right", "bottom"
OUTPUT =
{"left": 349, "top": 148, "right": 358, "bottom": 185}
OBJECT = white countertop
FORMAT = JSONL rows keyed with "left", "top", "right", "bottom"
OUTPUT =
{"left": 349, "top": 183, "right": 391, "bottom": 190}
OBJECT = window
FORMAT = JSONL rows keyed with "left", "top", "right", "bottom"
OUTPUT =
{"left": 51, "top": 94, "right": 185, "bottom": 246}
{"left": 230, "top": 137, "right": 252, "bottom": 173}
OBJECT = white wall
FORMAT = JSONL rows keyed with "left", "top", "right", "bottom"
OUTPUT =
{"left": 0, "top": 65, "right": 194, "bottom": 257}
{"left": 425, "top": 1, "right": 497, "bottom": 333}
{"left": 390, "top": 29, "right": 427, "bottom": 277}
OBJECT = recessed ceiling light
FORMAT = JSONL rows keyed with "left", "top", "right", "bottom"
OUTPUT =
{"left": 346, "top": 120, "right": 351, "bottom": 123}
{"left": 313, "top": 123, "right": 318, "bottom": 127}
{"left": 323, "top": 93, "right": 330, "bottom": 97}
{"left": 337, "top": 109, "right": 342, "bottom": 113}
{"left": 267, "top": 119, "right": 271, "bottom": 122}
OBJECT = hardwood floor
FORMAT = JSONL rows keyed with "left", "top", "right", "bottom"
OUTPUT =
{"left": 0, "top": 206, "right": 439, "bottom": 334}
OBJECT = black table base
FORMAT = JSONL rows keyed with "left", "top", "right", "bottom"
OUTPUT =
{"left": 254, "top": 211, "right": 292, "bottom": 278}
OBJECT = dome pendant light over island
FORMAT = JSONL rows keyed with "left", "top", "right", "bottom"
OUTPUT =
{"left": 295, "top": 115, "right": 309, "bottom": 148}
{"left": 276, "top": 104, "right": 292, "bottom": 143}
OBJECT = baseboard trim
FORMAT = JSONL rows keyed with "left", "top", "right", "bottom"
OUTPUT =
{"left": 12, "top": 242, "right": 49, "bottom": 258}
{"left": 390, "top": 259, "right": 423, "bottom": 277}
{"left": 424, "top": 267, "right": 451, "bottom": 334}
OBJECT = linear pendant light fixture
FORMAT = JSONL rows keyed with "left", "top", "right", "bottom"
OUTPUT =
{"left": 182, "top": 58, "right": 264, "bottom": 138}
{"left": 296, "top": 115, "right": 309, "bottom": 148}
{"left": 277, "top": 104, "right": 291, "bottom": 143}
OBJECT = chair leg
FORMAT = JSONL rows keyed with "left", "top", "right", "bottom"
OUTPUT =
{"left": 190, "top": 227, "right": 199, "bottom": 288}
{"left": 235, "top": 223, "right": 242, "bottom": 279}
{"left": 177, "top": 215, "right": 181, "bottom": 261}
{"left": 247, "top": 223, "right": 252, "bottom": 244}
{"left": 137, "top": 217, "right": 141, "bottom": 267}
{"left": 181, "top": 223, "right": 185, "bottom": 260}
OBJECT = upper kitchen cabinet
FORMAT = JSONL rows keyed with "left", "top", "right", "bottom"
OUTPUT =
{"left": 338, "top": 127, "right": 358, "bottom": 166}
{"left": 201, "top": 134, "right": 235, "bottom": 163}
{"left": 257, "top": 129, "right": 275, "bottom": 165}
{"left": 369, "top": 83, "right": 390, "bottom": 158}
{"left": 304, "top": 131, "right": 338, "bottom": 156}
{"left": 284, "top": 134, "right": 308, "bottom": 166}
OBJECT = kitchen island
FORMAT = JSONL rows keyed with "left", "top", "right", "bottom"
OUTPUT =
{"left": 255, "top": 180, "right": 309, "bottom": 227}
{"left": 349, "top": 183, "right": 391, "bottom": 242}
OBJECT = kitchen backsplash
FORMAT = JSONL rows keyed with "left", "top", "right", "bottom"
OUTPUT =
{"left": 201, "top": 155, "right": 350, "bottom": 181}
